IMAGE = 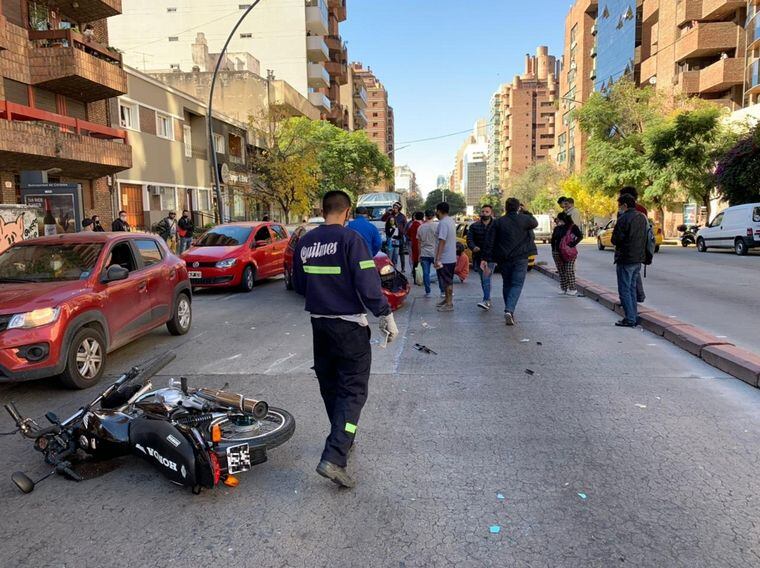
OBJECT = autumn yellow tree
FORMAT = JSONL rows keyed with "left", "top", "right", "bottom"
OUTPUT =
{"left": 560, "top": 175, "right": 618, "bottom": 226}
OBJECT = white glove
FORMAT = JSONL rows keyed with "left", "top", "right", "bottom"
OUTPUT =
{"left": 378, "top": 313, "right": 399, "bottom": 343}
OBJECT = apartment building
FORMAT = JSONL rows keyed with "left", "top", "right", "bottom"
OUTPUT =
{"left": 108, "top": 0, "right": 348, "bottom": 127}
{"left": 0, "top": 0, "right": 131, "bottom": 222}
{"left": 491, "top": 47, "right": 559, "bottom": 186}
{"left": 749, "top": 0, "right": 760, "bottom": 105}
{"left": 340, "top": 64, "right": 368, "bottom": 131}
{"left": 351, "top": 62, "right": 394, "bottom": 187}
{"left": 487, "top": 91, "right": 502, "bottom": 191}
{"left": 394, "top": 165, "right": 417, "bottom": 195}
{"left": 462, "top": 143, "right": 488, "bottom": 207}
{"left": 112, "top": 68, "right": 255, "bottom": 230}
{"left": 554, "top": 0, "right": 598, "bottom": 173}
{"left": 640, "top": 0, "right": 748, "bottom": 110}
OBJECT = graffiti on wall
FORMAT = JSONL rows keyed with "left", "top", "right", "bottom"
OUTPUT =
{"left": 0, "top": 207, "right": 40, "bottom": 254}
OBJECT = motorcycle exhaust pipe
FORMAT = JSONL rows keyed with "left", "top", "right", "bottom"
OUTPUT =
{"left": 196, "top": 388, "right": 268, "bottom": 419}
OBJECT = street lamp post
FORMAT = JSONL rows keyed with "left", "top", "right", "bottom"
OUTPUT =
{"left": 207, "top": 0, "right": 263, "bottom": 224}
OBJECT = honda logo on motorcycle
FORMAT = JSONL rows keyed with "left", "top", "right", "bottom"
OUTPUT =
{"left": 146, "top": 446, "right": 178, "bottom": 472}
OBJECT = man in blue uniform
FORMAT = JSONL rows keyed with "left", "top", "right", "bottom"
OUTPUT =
{"left": 347, "top": 206, "right": 382, "bottom": 256}
{"left": 293, "top": 190, "right": 399, "bottom": 488}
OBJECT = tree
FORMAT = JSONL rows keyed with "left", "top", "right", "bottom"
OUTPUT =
{"left": 506, "top": 162, "right": 562, "bottom": 211}
{"left": 715, "top": 122, "right": 760, "bottom": 206}
{"left": 424, "top": 189, "right": 467, "bottom": 215}
{"left": 406, "top": 191, "right": 424, "bottom": 215}
{"left": 646, "top": 107, "right": 742, "bottom": 220}
{"left": 559, "top": 175, "right": 618, "bottom": 225}
{"left": 479, "top": 192, "right": 503, "bottom": 216}
{"left": 248, "top": 116, "right": 320, "bottom": 223}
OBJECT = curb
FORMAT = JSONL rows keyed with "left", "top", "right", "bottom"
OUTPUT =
{"left": 534, "top": 264, "right": 760, "bottom": 388}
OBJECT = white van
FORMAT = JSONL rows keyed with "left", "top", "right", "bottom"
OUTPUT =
{"left": 696, "top": 203, "right": 760, "bottom": 255}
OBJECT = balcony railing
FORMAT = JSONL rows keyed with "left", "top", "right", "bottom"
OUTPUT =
{"left": 748, "top": 11, "right": 760, "bottom": 49}
{"left": 747, "top": 59, "right": 760, "bottom": 94}
{"left": 305, "top": 0, "right": 328, "bottom": 36}
{"left": 308, "top": 91, "right": 331, "bottom": 111}
{"left": 28, "top": 29, "right": 127, "bottom": 102}
{"left": 0, "top": 14, "right": 8, "bottom": 51}
{"left": 306, "top": 35, "right": 329, "bottom": 62}
{"left": 698, "top": 57, "right": 744, "bottom": 92}
{"left": 353, "top": 85, "right": 368, "bottom": 108}
{"left": 307, "top": 63, "right": 330, "bottom": 88}
{"left": 0, "top": 100, "right": 128, "bottom": 141}
{"left": 674, "top": 21, "right": 740, "bottom": 62}
{"left": 327, "top": 0, "right": 346, "bottom": 22}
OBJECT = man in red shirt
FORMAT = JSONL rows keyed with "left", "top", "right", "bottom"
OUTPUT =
{"left": 406, "top": 211, "right": 423, "bottom": 284}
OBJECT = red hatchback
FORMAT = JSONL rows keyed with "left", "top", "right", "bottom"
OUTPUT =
{"left": 0, "top": 233, "right": 192, "bottom": 388}
{"left": 181, "top": 222, "right": 289, "bottom": 291}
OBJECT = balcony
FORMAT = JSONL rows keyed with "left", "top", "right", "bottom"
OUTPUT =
{"left": 308, "top": 91, "right": 331, "bottom": 111}
{"left": 306, "top": 35, "right": 329, "bottom": 62}
{"left": 642, "top": 0, "right": 658, "bottom": 23}
{"left": 307, "top": 63, "right": 330, "bottom": 88}
{"left": 677, "top": 0, "right": 744, "bottom": 25}
{"left": 697, "top": 57, "right": 743, "bottom": 92}
{"left": 28, "top": 30, "right": 127, "bottom": 102}
{"left": 674, "top": 22, "right": 740, "bottom": 62}
{"left": 305, "top": 0, "right": 328, "bottom": 36}
{"left": 748, "top": 12, "right": 760, "bottom": 49}
{"left": 0, "top": 13, "right": 8, "bottom": 52}
{"left": 640, "top": 55, "right": 658, "bottom": 83}
{"left": 747, "top": 59, "right": 760, "bottom": 95}
{"left": 675, "top": 70, "right": 701, "bottom": 95}
{"left": 325, "top": 35, "right": 348, "bottom": 84}
{"left": 0, "top": 100, "right": 131, "bottom": 177}
{"left": 676, "top": 0, "right": 705, "bottom": 26}
{"left": 327, "top": 0, "right": 346, "bottom": 22}
{"left": 353, "top": 85, "right": 368, "bottom": 109}
{"left": 354, "top": 108, "right": 367, "bottom": 129}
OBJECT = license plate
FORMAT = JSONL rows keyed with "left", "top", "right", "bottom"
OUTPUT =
{"left": 226, "top": 443, "right": 251, "bottom": 474}
{"left": 188, "top": 271, "right": 202, "bottom": 279}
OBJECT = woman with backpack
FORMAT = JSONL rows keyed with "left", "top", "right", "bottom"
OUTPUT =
{"left": 551, "top": 212, "right": 582, "bottom": 296}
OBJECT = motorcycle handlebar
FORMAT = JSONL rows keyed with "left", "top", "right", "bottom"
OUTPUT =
{"left": 4, "top": 402, "right": 23, "bottom": 427}
{"left": 118, "top": 352, "right": 177, "bottom": 387}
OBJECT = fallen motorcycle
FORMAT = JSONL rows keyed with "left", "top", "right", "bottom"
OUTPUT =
{"left": 5, "top": 352, "right": 295, "bottom": 494}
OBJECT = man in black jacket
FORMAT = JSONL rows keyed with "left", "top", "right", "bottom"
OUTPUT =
{"left": 482, "top": 198, "right": 538, "bottom": 326}
{"left": 467, "top": 204, "right": 495, "bottom": 310}
{"left": 111, "top": 210, "right": 130, "bottom": 232}
{"left": 611, "top": 194, "right": 648, "bottom": 327}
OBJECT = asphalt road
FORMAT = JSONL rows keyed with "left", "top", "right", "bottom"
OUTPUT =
{"left": 537, "top": 243, "right": 760, "bottom": 353}
{"left": 2, "top": 273, "right": 760, "bottom": 566}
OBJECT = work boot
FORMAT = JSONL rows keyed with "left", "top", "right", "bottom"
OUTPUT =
{"left": 316, "top": 460, "right": 355, "bottom": 488}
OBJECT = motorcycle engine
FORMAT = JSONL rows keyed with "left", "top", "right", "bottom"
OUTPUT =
{"left": 134, "top": 387, "right": 205, "bottom": 416}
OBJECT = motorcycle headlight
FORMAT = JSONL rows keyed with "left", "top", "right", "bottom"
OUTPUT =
{"left": 8, "top": 307, "right": 61, "bottom": 330}
{"left": 215, "top": 258, "right": 238, "bottom": 269}
{"left": 378, "top": 264, "right": 394, "bottom": 276}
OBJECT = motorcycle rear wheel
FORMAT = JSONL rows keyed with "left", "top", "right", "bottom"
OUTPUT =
{"left": 211, "top": 407, "right": 295, "bottom": 451}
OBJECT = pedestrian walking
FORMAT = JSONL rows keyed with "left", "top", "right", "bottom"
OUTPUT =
{"left": 177, "top": 210, "right": 194, "bottom": 254}
{"left": 619, "top": 186, "right": 648, "bottom": 303}
{"left": 416, "top": 210, "right": 437, "bottom": 298}
{"left": 292, "top": 190, "right": 398, "bottom": 488}
{"left": 111, "top": 210, "right": 131, "bottom": 232}
{"left": 156, "top": 211, "right": 178, "bottom": 252}
{"left": 466, "top": 204, "right": 496, "bottom": 310}
{"left": 348, "top": 206, "right": 382, "bottom": 257}
{"left": 381, "top": 202, "right": 408, "bottom": 271}
{"left": 91, "top": 215, "right": 105, "bottom": 232}
{"left": 433, "top": 202, "right": 457, "bottom": 312}
{"left": 384, "top": 217, "right": 400, "bottom": 266}
{"left": 482, "top": 197, "right": 538, "bottom": 326}
{"left": 611, "top": 193, "right": 648, "bottom": 327}
{"left": 406, "top": 212, "right": 423, "bottom": 284}
{"left": 551, "top": 212, "right": 582, "bottom": 295}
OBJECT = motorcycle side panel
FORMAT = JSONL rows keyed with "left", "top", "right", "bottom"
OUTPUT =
{"left": 76, "top": 410, "right": 132, "bottom": 458}
{"left": 129, "top": 418, "right": 199, "bottom": 487}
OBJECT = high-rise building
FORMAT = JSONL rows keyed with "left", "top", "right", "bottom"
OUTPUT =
{"left": 452, "top": 121, "right": 486, "bottom": 195}
{"left": 351, "top": 63, "right": 394, "bottom": 188}
{"left": 436, "top": 175, "right": 449, "bottom": 189}
{"left": 491, "top": 47, "right": 559, "bottom": 186}
{"left": 462, "top": 143, "right": 488, "bottom": 207}
{"left": 108, "top": 0, "right": 349, "bottom": 127}
{"left": 0, "top": 0, "right": 131, "bottom": 219}
{"left": 640, "top": 0, "right": 748, "bottom": 111}
{"left": 394, "top": 165, "right": 417, "bottom": 195}
{"left": 595, "top": 0, "right": 638, "bottom": 92}
{"left": 554, "top": 0, "right": 598, "bottom": 173}
{"left": 340, "top": 65, "right": 368, "bottom": 131}
{"left": 748, "top": 1, "right": 760, "bottom": 106}
{"left": 487, "top": 91, "right": 502, "bottom": 191}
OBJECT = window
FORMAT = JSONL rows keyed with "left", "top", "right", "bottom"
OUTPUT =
{"left": 753, "top": 207, "right": 760, "bottom": 223}
{"left": 710, "top": 212, "right": 724, "bottom": 227}
{"left": 271, "top": 225, "right": 288, "bottom": 240}
{"left": 119, "top": 101, "right": 139, "bottom": 130}
{"left": 253, "top": 226, "right": 271, "bottom": 245}
{"left": 228, "top": 133, "right": 243, "bottom": 162}
{"left": 197, "top": 189, "right": 212, "bottom": 211}
{"left": 168, "top": 36, "right": 179, "bottom": 42}
{"left": 240, "top": 33, "right": 252, "bottom": 39}
{"left": 167, "top": 7, "right": 177, "bottom": 12}
{"left": 106, "top": 243, "right": 137, "bottom": 273}
{"left": 183, "top": 125, "right": 192, "bottom": 158}
{"left": 212, "top": 133, "right": 225, "bottom": 153}
{"left": 239, "top": 3, "right": 251, "bottom": 8}
{"left": 135, "top": 239, "right": 163, "bottom": 267}
{"left": 156, "top": 113, "right": 173, "bottom": 139}
{"left": 159, "top": 186, "right": 177, "bottom": 211}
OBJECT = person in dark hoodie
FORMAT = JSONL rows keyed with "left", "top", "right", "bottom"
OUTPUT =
{"left": 293, "top": 190, "right": 399, "bottom": 489}
{"left": 611, "top": 193, "right": 648, "bottom": 327}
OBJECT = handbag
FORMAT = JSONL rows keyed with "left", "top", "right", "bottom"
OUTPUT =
{"left": 559, "top": 227, "right": 578, "bottom": 262}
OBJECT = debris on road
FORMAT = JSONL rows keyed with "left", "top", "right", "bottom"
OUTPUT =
{"left": 413, "top": 344, "right": 438, "bottom": 355}
{"left": 497, "top": 493, "right": 505, "bottom": 501}
{"left": 489, "top": 525, "right": 501, "bottom": 534}
{"left": 635, "top": 403, "right": 647, "bottom": 409}
{"left": 525, "top": 369, "right": 535, "bottom": 375}
{"left": 577, "top": 492, "right": 588, "bottom": 500}
{"left": 520, "top": 338, "right": 530, "bottom": 343}
{"left": 536, "top": 341, "right": 543, "bottom": 346}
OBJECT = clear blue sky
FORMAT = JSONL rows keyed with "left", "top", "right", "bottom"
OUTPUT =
{"left": 342, "top": 0, "right": 568, "bottom": 195}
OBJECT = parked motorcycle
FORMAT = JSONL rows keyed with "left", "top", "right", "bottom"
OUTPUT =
{"left": 5, "top": 352, "right": 295, "bottom": 494}
{"left": 677, "top": 224, "right": 700, "bottom": 247}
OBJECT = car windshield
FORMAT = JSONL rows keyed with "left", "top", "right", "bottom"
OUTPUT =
{"left": 196, "top": 227, "right": 251, "bottom": 246}
{"left": 0, "top": 243, "right": 103, "bottom": 282}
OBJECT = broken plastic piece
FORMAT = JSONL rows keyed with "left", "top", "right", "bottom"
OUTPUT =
{"left": 536, "top": 341, "right": 543, "bottom": 346}
{"left": 497, "top": 493, "right": 505, "bottom": 500}
{"left": 520, "top": 338, "right": 530, "bottom": 343}
{"left": 489, "top": 525, "right": 501, "bottom": 534}
{"left": 525, "top": 369, "right": 535, "bottom": 375}
{"left": 413, "top": 343, "right": 438, "bottom": 355}
{"left": 577, "top": 492, "right": 587, "bottom": 500}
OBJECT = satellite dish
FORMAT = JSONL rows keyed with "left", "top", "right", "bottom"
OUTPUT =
{"left": 649, "top": 76, "right": 657, "bottom": 85}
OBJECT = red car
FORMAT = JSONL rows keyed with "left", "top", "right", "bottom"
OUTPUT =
{"left": 283, "top": 224, "right": 410, "bottom": 311}
{"left": 0, "top": 233, "right": 192, "bottom": 388}
{"left": 181, "top": 222, "right": 289, "bottom": 292}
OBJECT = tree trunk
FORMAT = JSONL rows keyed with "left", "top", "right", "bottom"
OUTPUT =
{"left": 702, "top": 194, "right": 711, "bottom": 224}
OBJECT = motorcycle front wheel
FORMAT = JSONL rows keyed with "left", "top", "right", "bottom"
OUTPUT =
{"left": 211, "top": 407, "right": 295, "bottom": 451}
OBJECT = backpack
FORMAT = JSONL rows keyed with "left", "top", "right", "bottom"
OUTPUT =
{"left": 644, "top": 219, "right": 656, "bottom": 266}
{"left": 559, "top": 226, "right": 578, "bottom": 262}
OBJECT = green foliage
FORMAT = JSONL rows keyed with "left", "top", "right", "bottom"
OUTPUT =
{"left": 406, "top": 192, "right": 424, "bottom": 215}
{"left": 506, "top": 162, "right": 562, "bottom": 210}
{"left": 423, "top": 189, "right": 467, "bottom": 215}
{"left": 478, "top": 192, "right": 503, "bottom": 216}
{"left": 715, "top": 123, "right": 760, "bottom": 205}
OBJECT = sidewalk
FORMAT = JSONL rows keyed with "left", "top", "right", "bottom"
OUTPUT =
{"left": 4, "top": 273, "right": 760, "bottom": 566}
